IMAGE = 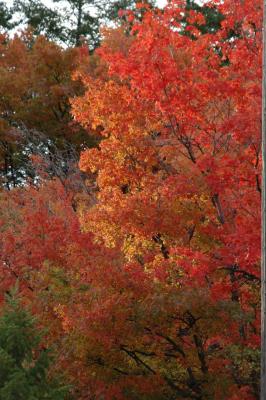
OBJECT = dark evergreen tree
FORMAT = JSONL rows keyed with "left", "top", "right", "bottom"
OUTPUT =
{"left": 184, "top": 0, "right": 224, "bottom": 35}
{"left": 0, "top": 2, "right": 15, "bottom": 31}
{"left": 12, "top": 0, "right": 144, "bottom": 48}
{"left": 13, "top": 0, "right": 65, "bottom": 42}
{"left": 0, "top": 289, "right": 69, "bottom": 400}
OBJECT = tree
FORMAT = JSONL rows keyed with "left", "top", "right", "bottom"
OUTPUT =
{"left": 183, "top": 0, "right": 224, "bottom": 35}
{"left": 12, "top": 0, "right": 149, "bottom": 48}
{"left": 69, "top": 0, "right": 261, "bottom": 398}
{"left": 0, "top": 288, "right": 69, "bottom": 400}
{"left": 13, "top": 0, "right": 65, "bottom": 42}
{"left": 0, "top": 31, "right": 98, "bottom": 188}
{"left": 0, "top": 0, "right": 262, "bottom": 399}
{"left": 0, "top": 2, "right": 15, "bottom": 31}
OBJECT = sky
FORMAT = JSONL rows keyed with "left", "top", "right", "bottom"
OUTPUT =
{"left": 156, "top": 0, "right": 168, "bottom": 6}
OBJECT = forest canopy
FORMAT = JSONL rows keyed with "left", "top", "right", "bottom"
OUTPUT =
{"left": 0, "top": 0, "right": 262, "bottom": 399}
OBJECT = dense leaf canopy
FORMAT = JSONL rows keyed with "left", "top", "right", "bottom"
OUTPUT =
{"left": 0, "top": 0, "right": 262, "bottom": 399}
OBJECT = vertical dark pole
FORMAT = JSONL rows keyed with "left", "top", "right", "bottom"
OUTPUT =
{"left": 262, "top": 1, "right": 266, "bottom": 399}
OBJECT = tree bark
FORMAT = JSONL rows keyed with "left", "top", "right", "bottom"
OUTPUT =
{"left": 75, "top": 0, "right": 83, "bottom": 47}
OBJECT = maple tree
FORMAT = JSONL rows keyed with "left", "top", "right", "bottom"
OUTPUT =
{"left": 0, "top": 0, "right": 263, "bottom": 399}
{"left": 69, "top": 0, "right": 262, "bottom": 398}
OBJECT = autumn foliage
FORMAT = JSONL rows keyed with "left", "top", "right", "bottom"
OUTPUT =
{"left": 0, "top": 0, "right": 262, "bottom": 399}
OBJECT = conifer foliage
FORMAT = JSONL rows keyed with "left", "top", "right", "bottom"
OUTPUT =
{"left": 0, "top": 289, "right": 69, "bottom": 400}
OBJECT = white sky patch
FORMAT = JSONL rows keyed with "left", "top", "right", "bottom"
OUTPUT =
{"left": 156, "top": 0, "right": 168, "bottom": 6}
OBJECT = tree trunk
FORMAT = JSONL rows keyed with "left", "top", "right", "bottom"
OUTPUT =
{"left": 75, "top": 0, "right": 83, "bottom": 47}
